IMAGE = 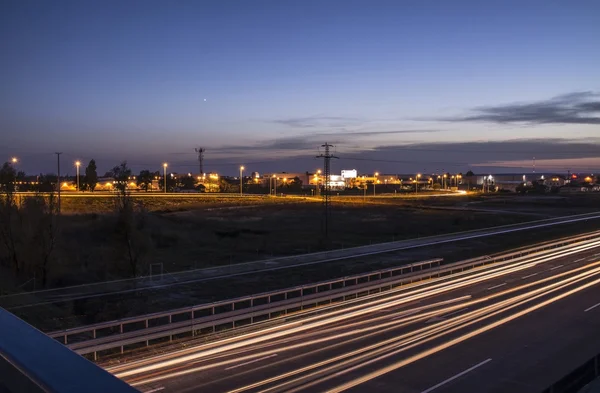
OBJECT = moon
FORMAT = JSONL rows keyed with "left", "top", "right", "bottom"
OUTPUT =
{"left": 204, "top": 98, "right": 207, "bottom": 101}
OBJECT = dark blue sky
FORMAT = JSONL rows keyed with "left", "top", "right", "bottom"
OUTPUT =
{"left": 1, "top": 0, "right": 599, "bottom": 175}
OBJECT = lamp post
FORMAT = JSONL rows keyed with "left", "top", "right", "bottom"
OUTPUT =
{"left": 10, "top": 158, "right": 18, "bottom": 192}
{"left": 374, "top": 172, "right": 379, "bottom": 196}
{"left": 443, "top": 173, "right": 447, "bottom": 189}
{"left": 416, "top": 173, "right": 421, "bottom": 194}
{"left": 163, "top": 163, "right": 168, "bottom": 193}
{"left": 240, "top": 166, "right": 244, "bottom": 196}
{"left": 75, "top": 161, "right": 81, "bottom": 191}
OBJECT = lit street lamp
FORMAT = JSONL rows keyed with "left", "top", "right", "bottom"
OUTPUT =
{"left": 443, "top": 173, "right": 447, "bottom": 190}
{"left": 163, "top": 163, "right": 168, "bottom": 193}
{"left": 374, "top": 172, "right": 379, "bottom": 196}
{"left": 75, "top": 161, "right": 81, "bottom": 191}
{"left": 416, "top": 173, "right": 421, "bottom": 194}
{"left": 240, "top": 166, "right": 245, "bottom": 196}
{"left": 9, "top": 157, "right": 19, "bottom": 191}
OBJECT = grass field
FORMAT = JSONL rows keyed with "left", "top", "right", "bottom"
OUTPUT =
{"left": 2, "top": 192, "right": 600, "bottom": 292}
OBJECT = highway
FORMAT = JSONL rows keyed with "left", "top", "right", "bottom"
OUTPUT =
{"left": 105, "top": 237, "right": 600, "bottom": 393}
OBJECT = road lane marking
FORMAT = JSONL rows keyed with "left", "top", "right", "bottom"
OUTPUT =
{"left": 487, "top": 283, "right": 506, "bottom": 290}
{"left": 420, "top": 358, "right": 492, "bottom": 393}
{"left": 584, "top": 302, "right": 600, "bottom": 312}
{"left": 522, "top": 273, "right": 538, "bottom": 279}
{"left": 575, "top": 258, "right": 586, "bottom": 262}
{"left": 225, "top": 354, "right": 278, "bottom": 370}
{"left": 550, "top": 265, "right": 564, "bottom": 271}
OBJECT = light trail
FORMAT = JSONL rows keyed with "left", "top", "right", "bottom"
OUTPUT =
{"left": 115, "top": 239, "right": 600, "bottom": 377}
{"left": 326, "top": 271, "right": 600, "bottom": 392}
{"left": 107, "top": 244, "right": 600, "bottom": 392}
{"left": 111, "top": 238, "right": 600, "bottom": 378}
{"left": 232, "top": 263, "right": 600, "bottom": 393}
{"left": 120, "top": 259, "right": 600, "bottom": 388}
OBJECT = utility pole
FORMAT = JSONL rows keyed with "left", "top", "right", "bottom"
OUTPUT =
{"left": 316, "top": 143, "right": 338, "bottom": 239}
{"left": 55, "top": 152, "right": 62, "bottom": 214}
{"left": 195, "top": 147, "right": 205, "bottom": 175}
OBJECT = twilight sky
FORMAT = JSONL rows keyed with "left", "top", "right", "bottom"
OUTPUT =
{"left": 1, "top": 0, "right": 599, "bottom": 176}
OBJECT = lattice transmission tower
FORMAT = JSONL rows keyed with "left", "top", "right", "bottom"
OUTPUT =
{"left": 316, "top": 143, "right": 338, "bottom": 239}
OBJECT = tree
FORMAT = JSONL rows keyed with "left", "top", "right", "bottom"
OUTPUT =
{"left": 110, "top": 161, "right": 132, "bottom": 193}
{"left": 219, "top": 179, "right": 238, "bottom": 193}
{"left": 36, "top": 174, "right": 57, "bottom": 193}
{"left": 159, "top": 173, "right": 177, "bottom": 192}
{"left": 0, "top": 162, "right": 17, "bottom": 193}
{"left": 21, "top": 195, "right": 59, "bottom": 287}
{"left": 465, "top": 170, "right": 475, "bottom": 177}
{"left": 137, "top": 170, "right": 153, "bottom": 192}
{"left": 110, "top": 162, "right": 151, "bottom": 277}
{"left": 179, "top": 175, "right": 196, "bottom": 190}
{"left": 84, "top": 159, "right": 98, "bottom": 192}
{"left": 285, "top": 176, "right": 303, "bottom": 192}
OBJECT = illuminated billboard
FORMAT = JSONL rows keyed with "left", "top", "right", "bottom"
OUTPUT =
{"left": 341, "top": 169, "right": 357, "bottom": 179}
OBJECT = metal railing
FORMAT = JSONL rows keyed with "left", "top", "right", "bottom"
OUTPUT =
{"left": 50, "top": 258, "right": 444, "bottom": 357}
{"left": 0, "top": 308, "right": 137, "bottom": 393}
{"left": 46, "top": 230, "right": 600, "bottom": 360}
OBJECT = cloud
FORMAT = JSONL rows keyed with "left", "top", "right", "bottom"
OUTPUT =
{"left": 444, "top": 91, "right": 600, "bottom": 125}
{"left": 209, "top": 129, "right": 442, "bottom": 157}
{"left": 271, "top": 115, "right": 363, "bottom": 128}
{"left": 328, "top": 129, "right": 443, "bottom": 137}
{"left": 471, "top": 157, "right": 600, "bottom": 170}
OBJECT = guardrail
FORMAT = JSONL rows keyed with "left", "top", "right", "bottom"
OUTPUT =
{"left": 51, "top": 258, "right": 444, "bottom": 358}
{"left": 47, "top": 229, "right": 600, "bottom": 360}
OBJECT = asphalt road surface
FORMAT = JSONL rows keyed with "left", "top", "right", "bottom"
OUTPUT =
{"left": 105, "top": 237, "right": 600, "bottom": 393}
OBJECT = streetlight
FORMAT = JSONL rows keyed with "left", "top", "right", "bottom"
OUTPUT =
{"left": 443, "top": 173, "right": 447, "bottom": 189}
{"left": 416, "top": 173, "right": 421, "bottom": 194}
{"left": 11, "top": 157, "right": 18, "bottom": 164}
{"left": 75, "top": 161, "right": 81, "bottom": 191}
{"left": 374, "top": 172, "right": 379, "bottom": 196}
{"left": 240, "top": 166, "right": 245, "bottom": 196}
{"left": 163, "top": 163, "right": 168, "bottom": 193}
